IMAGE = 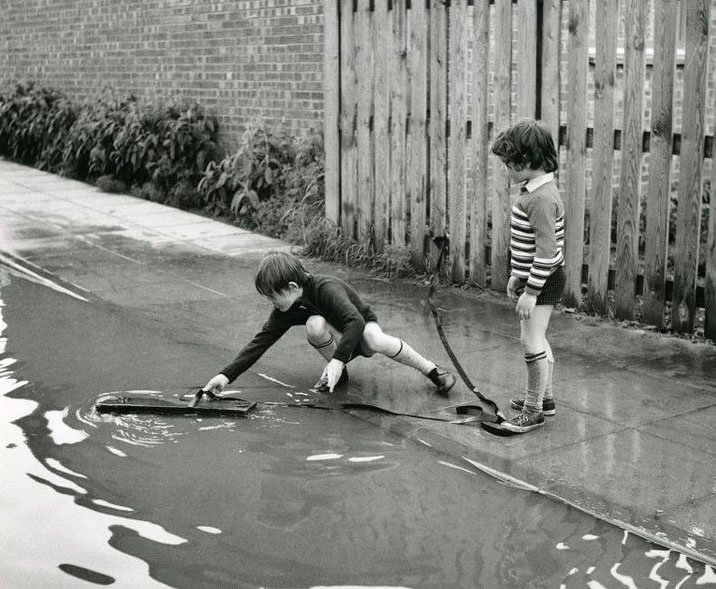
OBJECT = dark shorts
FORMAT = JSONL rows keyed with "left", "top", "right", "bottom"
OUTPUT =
{"left": 515, "top": 266, "right": 565, "bottom": 306}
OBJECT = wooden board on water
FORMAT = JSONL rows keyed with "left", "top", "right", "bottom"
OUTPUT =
{"left": 95, "top": 394, "right": 256, "bottom": 416}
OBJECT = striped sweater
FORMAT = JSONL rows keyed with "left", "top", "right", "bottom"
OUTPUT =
{"left": 510, "top": 177, "right": 565, "bottom": 296}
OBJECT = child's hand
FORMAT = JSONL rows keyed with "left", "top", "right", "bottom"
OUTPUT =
{"left": 516, "top": 292, "right": 537, "bottom": 320}
{"left": 204, "top": 374, "right": 229, "bottom": 394}
{"left": 507, "top": 276, "right": 520, "bottom": 301}
{"left": 319, "top": 358, "right": 345, "bottom": 392}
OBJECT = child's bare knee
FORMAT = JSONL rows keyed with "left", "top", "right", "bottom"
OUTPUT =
{"left": 305, "top": 315, "right": 328, "bottom": 338}
{"left": 361, "top": 323, "right": 384, "bottom": 351}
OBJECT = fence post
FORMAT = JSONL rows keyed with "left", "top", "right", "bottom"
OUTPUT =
{"left": 429, "top": 0, "right": 448, "bottom": 241}
{"left": 448, "top": 0, "right": 468, "bottom": 283}
{"left": 324, "top": 0, "right": 341, "bottom": 225}
{"left": 390, "top": 0, "right": 408, "bottom": 248}
{"left": 516, "top": 0, "right": 538, "bottom": 119}
{"left": 407, "top": 0, "right": 429, "bottom": 266}
{"left": 642, "top": 0, "right": 678, "bottom": 327}
{"left": 355, "top": 0, "right": 374, "bottom": 244}
{"left": 563, "top": 0, "right": 589, "bottom": 309}
{"left": 340, "top": 0, "right": 357, "bottom": 239}
{"left": 490, "top": 0, "right": 512, "bottom": 292}
{"left": 539, "top": 0, "right": 561, "bottom": 142}
{"left": 672, "top": 0, "right": 710, "bottom": 333}
{"left": 373, "top": 0, "right": 390, "bottom": 251}
{"left": 587, "top": 0, "right": 618, "bottom": 315}
{"left": 470, "top": 0, "right": 490, "bottom": 287}
{"left": 706, "top": 192, "right": 716, "bottom": 340}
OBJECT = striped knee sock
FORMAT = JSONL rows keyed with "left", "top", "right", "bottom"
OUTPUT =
{"left": 309, "top": 334, "right": 336, "bottom": 362}
{"left": 524, "top": 351, "right": 548, "bottom": 413}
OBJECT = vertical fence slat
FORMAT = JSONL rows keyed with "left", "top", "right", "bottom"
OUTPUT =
{"left": 324, "top": 0, "right": 341, "bottom": 225}
{"left": 642, "top": 0, "right": 678, "bottom": 327}
{"left": 563, "top": 0, "right": 589, "bottom": 308}
{"left": 407, "top": 0, "right": 428, "bottom": 264}
{"left": 340, "top": 0, "right": 357, "bottom": 238}
{"left": 587, "top": 0, "right": 618, "bottom": 314}
{"left": 448, "top": 0, "right": 467, "bottom": 282}
{"left": 429, "top": 0, "right": 448, "bottom": 239}
{"left": 490, "top": 0, "right": 512, "bottom": 291}
{"left": 706, "top": 178, "right": 716, "bottom": 339}
{"left": 355, "top": 0, "right": 374, "bottom": 243}
{"left": 470, "top": 0, "right": 489, "bottom": 287}
{"left": 390, "top": 0, "right": 407, "bottom": 247}
{"left": 516, "top": 0, "right": 538, "bottom": 118}
{"left": 614, "top": 0, "right": 646, "bottom": 319}
{"left": 672, "top": 0, "right": 710, "bottom": 332}
{"left": 540, "top": 0, "right": 561, "bottom": 140}
{"left": 373, "top": 0, "right": 390, "bottom": 251}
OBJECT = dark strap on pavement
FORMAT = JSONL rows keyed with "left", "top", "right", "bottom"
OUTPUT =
{"left": 426, "top": 235, "right": 506, "bottom": 425}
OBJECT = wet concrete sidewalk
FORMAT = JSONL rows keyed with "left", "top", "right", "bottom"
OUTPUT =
{"left": 1, "top": 157, "right": 715, "bottom": 567}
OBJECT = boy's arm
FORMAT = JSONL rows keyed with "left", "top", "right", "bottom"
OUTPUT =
{"left": 219, "top": 311, "right": 291, "bottom": 382}
{"left": 315, "top": 282, "right": 366, "bottom": 362}
{"left": 524, "top": 197, "right": 562, "bottom": 296}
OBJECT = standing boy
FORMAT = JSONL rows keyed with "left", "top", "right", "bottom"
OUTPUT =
{"left": 203, "top": 252, "right": 456, "bottom": 396}
{"left": 491, "top": 119, "right": 565, "bottom": 433}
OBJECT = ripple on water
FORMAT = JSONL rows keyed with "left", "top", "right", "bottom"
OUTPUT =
{"left": 86, "top": 391, "right": 187, "bottom": 448}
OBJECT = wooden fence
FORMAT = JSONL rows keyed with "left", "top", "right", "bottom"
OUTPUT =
{"left": 323, "top": 0, "right": 716, "bottom": 339}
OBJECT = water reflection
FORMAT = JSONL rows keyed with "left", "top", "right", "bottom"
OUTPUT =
{"left": 0, "top": 270, "right": 180, "bottom": 587}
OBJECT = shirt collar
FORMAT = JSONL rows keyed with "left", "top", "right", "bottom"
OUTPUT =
{"left": 521, "top": 172, "right": 554, "bottom": 193}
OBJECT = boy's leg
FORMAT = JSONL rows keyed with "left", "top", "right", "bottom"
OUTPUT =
{"left": 361, "top": 322, "right": 456, "bottom": 393}
{"left": 306, "top": 315, "right": 337, "bottom": 361}
{"left": 520, "top": 305, "right": 553, "bottom": 412}
{"left": 306, "top": 315, "right": 348, "bottom": 389}
{"left": 544, "top": 338, "right": 554, "bottom": 401}
{"left": 503, "top": 306, "right": 552, "bottom": 433}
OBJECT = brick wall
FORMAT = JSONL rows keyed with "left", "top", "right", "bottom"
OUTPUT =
{"left": 0, "top": 0, "right": 326, "bottom": 150}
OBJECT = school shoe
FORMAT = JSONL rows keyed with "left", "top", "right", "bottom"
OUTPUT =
{"left": 510, "top": 397, "right": 556, "bottom": 416}
{"left": 313, "top": 368, "right": 349, "bottom": 392}
{"left": 428, "top": 366, "right": 456, "bottom": 395}
{"left": 500, "top": 410, "right": 545, "bottom": 433}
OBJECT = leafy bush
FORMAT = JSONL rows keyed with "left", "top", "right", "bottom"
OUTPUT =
{"left": 198, "top": 124, "right": 325, "bottom": 237}
{"left": 0, "top": 82, "right": 77, "bottom": 170}
{"left": 0, "top": 83, "right": 221, "bottom": 206}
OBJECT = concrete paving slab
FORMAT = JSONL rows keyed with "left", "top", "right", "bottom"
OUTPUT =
{"left": 0, "top": 184, "right": 37, "bottom": 196}
{"left": 155, "top": 219, "right": 249, "bottom": 241}
{"left": 36, "top": 181, "right": 98, "bottom": 192}
{"left": 520, "top": 427, "right": 716, "bottom": 520}
{"left": 195, "top": 231, "right": 293, "bottom": 255}
{"left": 120, "top": 209, "right": 210, "bottom": 228}
{"left": 558, "top": 365, "right": 716, "bottom": 427}
{"left": 640, "top": 405, "right": 716, "bottom": 456}
{"left": 99, "top": 279, "right": 230, "bottom": 308}
{"left": 667, "top": 495, "right": 716, "bottom": 545}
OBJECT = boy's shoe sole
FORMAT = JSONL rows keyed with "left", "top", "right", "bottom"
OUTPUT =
{"left": 510, "top": 397, "right": 556, "bottom": 416}
{"left": 500, "top": 412, "right": 545, "bottom": 433}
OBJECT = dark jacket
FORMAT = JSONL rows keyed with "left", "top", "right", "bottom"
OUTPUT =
{"left": 220, "top": 274, "right": 378, "bottom": 382}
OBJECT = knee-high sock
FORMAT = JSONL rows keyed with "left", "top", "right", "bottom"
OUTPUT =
{"left": 544, "top": 360, "right": 554, "bottom": 400}
{"left": 309, "top": 334, "right": 337, "bottom": 363}
{"left": 524, "top": 351, "right": 548, "bottom": 413}
{"left": 388, "top": 340, "right": 435, "bottom": 375}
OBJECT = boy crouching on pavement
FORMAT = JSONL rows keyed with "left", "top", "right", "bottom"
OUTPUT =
{"left": 491, "top": 118, "right": 565, "bottom": 434}
{"left": 203, "top": 252, "right": 456, "bottom": 396}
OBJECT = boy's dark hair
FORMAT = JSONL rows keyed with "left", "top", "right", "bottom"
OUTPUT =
{"left": 491, "top": 118, "right": 558, "bottom": 173}
{"left": 255, "top": 252, "right": 311, "bottom": 296}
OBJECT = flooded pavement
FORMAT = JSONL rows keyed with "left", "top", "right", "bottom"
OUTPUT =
{"left": 3, "top": 267, "right": 716, "bottom": 587}
{"left": 1, "top": 158, "right": 716, "bottom": 586}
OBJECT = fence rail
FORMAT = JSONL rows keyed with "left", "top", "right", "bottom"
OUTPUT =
{"left": 324, "top": 0, "right": 716, "bottom": 339}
